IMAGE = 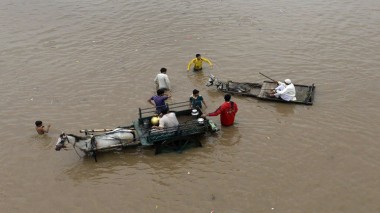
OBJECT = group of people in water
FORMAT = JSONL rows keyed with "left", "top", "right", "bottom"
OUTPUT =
{"left": 35, "top": 53, "right": 296, "bottom": 135}
{"left": 148, "top": 53, "right": 297, "bottom": 131}
{"left": 148, "top": 54, "right": 239, "bottom": 131}
{"left": 152, "top": 53, "right": 214, "bottom": 91}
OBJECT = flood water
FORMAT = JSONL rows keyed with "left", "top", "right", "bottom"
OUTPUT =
{"left": 1, "top": 0, "right": 380, "bottom": 212}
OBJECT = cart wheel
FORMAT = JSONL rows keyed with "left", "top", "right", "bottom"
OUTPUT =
{"left": 196, "top": 139, "right": 202, "bottom": 147}
{"left": 90, "top": 151, "right": 98, "bottom": 162}
{"left": 154, "top": 143, "right": 162, "bottom": 155}
{"left": 176, "top": 140, "right": 187, "bottom": 153}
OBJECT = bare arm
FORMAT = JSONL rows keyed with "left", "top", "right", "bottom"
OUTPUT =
{"left": 202, "top": 100, "right": 207, "bottom": 108}
{"left": 148, "top": 98, "right": 155, "bottom": 106}
{"left": 45, "top": 124, "right": 51, "bottom": 133}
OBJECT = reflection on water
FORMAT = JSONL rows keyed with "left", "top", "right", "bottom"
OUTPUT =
{"left": 274, "top": 104, "right": 295, "bottom": 117}
{"left": 30, "top": 134, "right": 55, "bottom": 150}
{"left": 63, "top": 145, "right": 209, "bottom": 182}
{"left": 62, "top": 149, "right": 142, "bottom": 182}
{"left": 216, "top": 125, "right": 241, "bottom": 146}
{"left": 186, "top": 69, "right": 209, "bottom": 91}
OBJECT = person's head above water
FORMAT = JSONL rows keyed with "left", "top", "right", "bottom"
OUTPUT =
{"left": 35, "top": 120, "right": 43, "bottom": 127}
{"left": 193, "top": 89, "right": 199, "bottom": 96}
{"left": 224, "top": 94, "right": 231, "bottom": 102}
{"left": 157, "top": 89, "right": 165, "bottom": 96}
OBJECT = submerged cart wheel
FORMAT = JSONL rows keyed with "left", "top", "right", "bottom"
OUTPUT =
{"left": 154, "top": 143, "right": 162, "bottom": 155}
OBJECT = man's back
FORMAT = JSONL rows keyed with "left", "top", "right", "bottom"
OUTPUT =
{"left": 151, "top": 95, "right": 168, "bottom": 113}
{"left": 159, "top": 112, "right": 179, "bottom": 129}
{"left": 278, "top": 83, "right": 296, "bottom": 101}
{"left": 220, "top": 102, "right": 238, "bottom": 126}
{"left": 208, "top": 101, "right": 238, "bottom": 126}
{"left": 155, "top": 73, "right": 170, "bottom": 90}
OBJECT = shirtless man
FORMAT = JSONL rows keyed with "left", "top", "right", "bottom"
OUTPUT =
{"left": 35, "top": 120, "right": 51, "bottom": 135}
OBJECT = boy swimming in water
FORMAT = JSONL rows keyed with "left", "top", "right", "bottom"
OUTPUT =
{"left": 35, "top": 120, "right": 51, "bottom": 135}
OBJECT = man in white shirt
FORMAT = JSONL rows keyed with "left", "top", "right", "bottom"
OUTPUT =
{"left": 154, "top": 68, "right": 171, "bottom": 91}
{"left": 271, "top": 79, "right": 296, "bottom": 101}
{"left": 152, "top": 108, "right": 179, "bottom": 130}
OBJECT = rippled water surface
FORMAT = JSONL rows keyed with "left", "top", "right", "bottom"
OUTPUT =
{"left": 1, "top": 0, "right": 380, "bottom": 212}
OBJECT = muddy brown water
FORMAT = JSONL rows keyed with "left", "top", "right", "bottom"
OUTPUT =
{"left": 1, "top": 0, "right": 380, "bottom": 212}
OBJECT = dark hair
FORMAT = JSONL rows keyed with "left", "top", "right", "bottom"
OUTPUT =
{"left": 224, "top": 94, "right": 231, "bottom": 102}
{"left": 160, "top": 68, "right": 167, "bottom": 73}
{"left": 35, "top": 120, "right": 42, "bottom": 127}
{"left": 196, "top": 54, "right": 201, "bottom": 57}
{"left": 161, "top": 107, "right": 169, "bottom": 114}
{"left": 192, "top": 89, "right": 199, "bottom": 95}
{"left": 157, "top": 89, "right": 165, "bottom": 95}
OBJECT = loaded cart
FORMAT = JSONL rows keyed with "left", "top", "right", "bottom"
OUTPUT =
{"left": 132, "top": 101, "right": 219, "bottom": 154}
{"left": 56, "top": 101, "right": 219, "bottom": 161}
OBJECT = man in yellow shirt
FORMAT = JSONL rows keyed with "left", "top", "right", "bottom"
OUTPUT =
{"left": 187, "top": 54, "right": 213, "bottom": 71}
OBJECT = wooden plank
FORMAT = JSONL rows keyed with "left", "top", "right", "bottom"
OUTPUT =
{"left": 79, "top": 129, "right": 113, "bottom": 133}
{"left": 259, "top": 82, "right": 276, "bottom": 98}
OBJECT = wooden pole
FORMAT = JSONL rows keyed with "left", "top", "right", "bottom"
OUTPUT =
{"left": 259, "top": 72, "right": 277, "bottom": 83}
{"left": 80, "top": 129, "right": 113, "bottom": 133}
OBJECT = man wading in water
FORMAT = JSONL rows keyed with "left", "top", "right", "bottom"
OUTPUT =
{"left": 187, "top": 54, "right": 213, "bottom": 72}
{"left": 202, "top": 94, "right": 238, "bottom": 126}
{"left": 35, "top": 120, "right": 51, "bottom": 135}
